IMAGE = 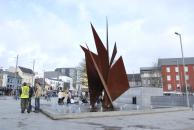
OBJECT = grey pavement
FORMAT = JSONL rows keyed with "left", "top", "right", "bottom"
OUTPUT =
{"left": 1, "top": 96, "right": 194, "bottom": 130}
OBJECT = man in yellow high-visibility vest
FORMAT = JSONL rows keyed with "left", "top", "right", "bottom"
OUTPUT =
{"left": 19, "top": 82, "right": 30, "bottom": 113}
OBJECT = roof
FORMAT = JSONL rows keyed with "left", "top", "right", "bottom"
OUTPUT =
{"left": 127, "top": 74, "right": 141, "bottom": 81}
{"left": 140, "top": 67, "right": 160, "bottom": 71}
{"left": 19, "top": 66, "right": 34, "bottom": 74}
{"left": 158, "top": 57, "right": 194, "bottom": 67}
{"left": 46, "top": 78, "right": 63, "bottom": 82}
{"left": 55, "top": 67, "right": 76, "bottom": 70}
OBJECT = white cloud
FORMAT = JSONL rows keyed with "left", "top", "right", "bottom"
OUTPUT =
{"left": 0, "top": 0, "right": 194, "bottom": 74}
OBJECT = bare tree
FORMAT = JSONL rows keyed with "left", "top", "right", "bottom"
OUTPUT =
{"left": 77, "top": 59, "right": 88, "bottom": 87}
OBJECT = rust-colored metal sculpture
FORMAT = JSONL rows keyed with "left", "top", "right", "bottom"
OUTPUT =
{"left": 81, "top": 21, "right": 129, "bottom": 109}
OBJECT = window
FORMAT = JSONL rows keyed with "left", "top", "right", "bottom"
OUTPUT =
{"left": 184, "top": 66, "right": 188, "bottom": 72}
{"left": 148, "top": 80, "right": 150, "bottom": 84}
{"left": 176, "top": 84, "right": 180, "bottom": 90}
{"left": 167, "top": 75, "right": 171, "bottom": 81}
{"left": 168, "top": 84, "right": 172, "bottom": 90}
{"left": 175, "top": 67, "right": 179, "bottom": 72}
{"left": 166, "top": 67, "right": 170, "bottom": 72}
{"left": 176, "top": 75, "right": 180, "bottom": 81}
{"left": 142, "top": 80, "right": 146, "bottom": 85}
{"left": 185, "top": 75, "right": 189, "bottom": 80}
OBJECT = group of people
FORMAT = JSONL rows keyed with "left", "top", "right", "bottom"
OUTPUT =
{"left": 19, "top": 82, "right": 42, "bottom": 113}
{"left": 58, "top": 90, "right": 90, "bottom": 105}
{"left": 58, "top": 90, "right": 72, "bottom": 105}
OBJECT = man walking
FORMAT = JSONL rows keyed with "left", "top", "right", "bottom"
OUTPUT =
{"left": 34, "top": 82, "right": 42, "bottom": 113}
{"left": 19, "top": 82, "right": 30, "bottom": 113}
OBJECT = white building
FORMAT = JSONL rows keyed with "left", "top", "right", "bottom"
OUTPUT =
{"left": 58, "top": 76, "right": 73, "bottom": 90}
{"left": 44, "top": 70, "right": 74, "bottom": 90}
{"left": 9, "top": 66, "right": 34, "bottom": 86}
{"left": 44, "top": 75, "right": 73, "bottom": 91}
{"left": 45, "top": 78, "right": 64, "bottom": 91}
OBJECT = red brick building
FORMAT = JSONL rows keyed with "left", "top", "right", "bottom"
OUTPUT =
{"left": 158, "top": 57, "right": 194, "bottom": 95}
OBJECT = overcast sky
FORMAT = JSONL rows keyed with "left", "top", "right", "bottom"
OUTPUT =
{"left": 0, "top": 0, "right": 194, "bottom": 75}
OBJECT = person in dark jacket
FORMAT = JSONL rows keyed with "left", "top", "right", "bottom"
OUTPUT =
{"left": 28, "top": 85, "right": 34, "bottom": 112}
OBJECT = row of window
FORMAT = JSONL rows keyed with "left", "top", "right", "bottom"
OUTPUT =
{"left": 167, "top": 83, "right": 191, "bottom": 91}
{"left": 129, "top": 81, "right": 142, "bottom": 86}
{"left": 7, "top": 85, "right": 14, "bottom": 88}
{"left": 7, "top": 79, "right": 21, "bottom": 84}
{"left": 167, "top": 75, "right": 189, "bottom": 81}
{"left": 49, "top": 81, "right": 63, "bottom": 86}
{"left": 167, "top": 84, "right": 180, "bottom": 90}
{"left": 166, "top": 66, "right": 190, "bottom": 72}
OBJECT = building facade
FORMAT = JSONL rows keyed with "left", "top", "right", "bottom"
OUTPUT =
{"left": 44, "top": 78, "right": 64, "bottom": 91}
{"left": 44, "top": 71, "right": 73, "bottom": 90}
{"left": 55, "top": 68, "right": 77, "bottom": 88}
{"left": 9, "top": 66, "right": 35, "bottom": 86}
{"left": 127, "top": 74, "right": 142, "bottom": 87}
{"left": 44, "top": 71, "right": 60, "bottom": 79}
{"left": 0, "top": 71, "right": 22, "bottom": 95}
{"left": 140, "top": 67, "right": 162, "bottom": 88}
{"left": 17, "top": 66, "right": 34, "bottom": 86}
{"left": 158, "top": 57, "right": 194, "bottom": 95}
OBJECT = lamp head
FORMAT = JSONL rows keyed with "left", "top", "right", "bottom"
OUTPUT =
{"left": 175, "top": 32, "right": 180, "bottom": 35}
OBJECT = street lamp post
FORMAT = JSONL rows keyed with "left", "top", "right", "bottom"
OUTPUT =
{"left": 174, "top": 32, "right": 190, "bottom": 107}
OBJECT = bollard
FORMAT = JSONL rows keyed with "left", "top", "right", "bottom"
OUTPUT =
{"left": 192, "top": 104, "right": 194, "bottom": 111}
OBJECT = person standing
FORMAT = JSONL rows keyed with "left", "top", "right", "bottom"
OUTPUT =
{"left": 19, "top": 82, "right": 30, "bottom": 113}
{"left": 15, "top": 88, "right": 19, "bottom": 100}
{"left": 66, "top": 91, "right": 71, "bottom": 105}
{"left": 58, "top": 90, "right": 64, "bottom": 105}
{"left": 28, "top": 85, "right": 34, "bottom": 112}
{"left": 34, "top": 82, "right": 42, "bottom": 113}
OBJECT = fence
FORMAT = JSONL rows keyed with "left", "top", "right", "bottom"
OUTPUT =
{"left": 151, "top": 96, "right": 194, "bottom": 107}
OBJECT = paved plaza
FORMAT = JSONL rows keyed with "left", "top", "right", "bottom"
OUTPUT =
{"left": 0, "top": 96, "right": 194, "bottom": 130}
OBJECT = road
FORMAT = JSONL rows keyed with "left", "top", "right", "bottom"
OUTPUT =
{"left": 0, "top": 96, "right": 194, "bottom": 130}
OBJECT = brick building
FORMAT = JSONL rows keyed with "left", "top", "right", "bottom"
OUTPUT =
{"left": 158, "top": 57, "right": 194, "bottom": 95}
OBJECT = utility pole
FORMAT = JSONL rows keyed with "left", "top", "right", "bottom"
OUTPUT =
{"left": 43, "top": 70, "right": 45, "bottom": 89}
{"left": 14, "top": 55, "right": 19, "bottom": 90}
{"left": 132, "top": 72, "right": 135, "bottom": 87}
{"left": 32, "top": 60, "right": 35, "bottom": 87}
